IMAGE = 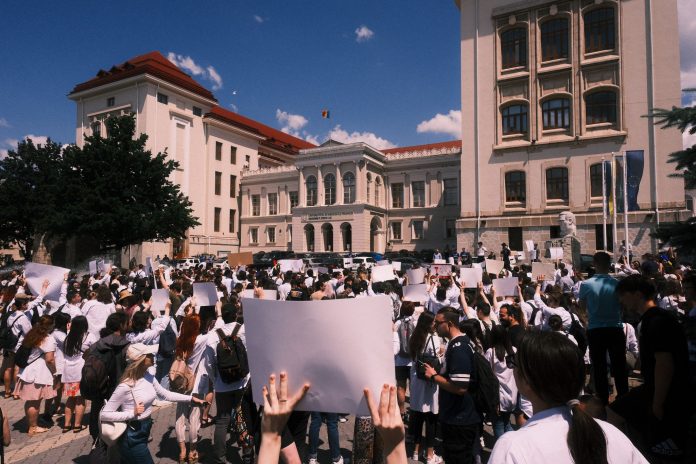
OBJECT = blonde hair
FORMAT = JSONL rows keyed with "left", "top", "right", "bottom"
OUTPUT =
{"left": 120, "top": 356, "right": 150, "bottom": 386}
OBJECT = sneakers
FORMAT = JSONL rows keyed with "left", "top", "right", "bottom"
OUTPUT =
{"left": 426, "top": 454, "right": 443, "bottom": 464}
{"left": 308, "top": 458, "right": 318, "bottom": 464}
{"left": 334, "top": 457, "right": 344, "bottom": 464}
{"left": 412, "top": 453, "right": 420, "bottom": 462}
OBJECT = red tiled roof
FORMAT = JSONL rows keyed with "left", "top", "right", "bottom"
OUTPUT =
{"left": 206, "top": 106, "right": 316, "bottom": 153}
{"left": 70, "top": 51, "right": 217, "bottom": 101}
{"left": 382, "top": 140, "right": 462, "bottom": 154}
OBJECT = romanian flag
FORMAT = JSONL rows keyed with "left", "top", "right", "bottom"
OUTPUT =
{"left": 321, "top": 109, "right": 330, "bottom": 119}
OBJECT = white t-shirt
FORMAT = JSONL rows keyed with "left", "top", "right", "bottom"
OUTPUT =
{"left": 61, "top": 332, "right": 99, "bottom": 383}
{"left": 484, "top": 347, "right": 518, "bottom": 412}
{"left": 18, "top": 336, "right": 56, "bottom": 385}
{"left": 489, "top": 406, "right": 649, "bottom": 464}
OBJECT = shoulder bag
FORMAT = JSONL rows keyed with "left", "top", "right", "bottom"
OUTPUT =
{"left": 99, "top": 386, "right": 136, "bottom": 446}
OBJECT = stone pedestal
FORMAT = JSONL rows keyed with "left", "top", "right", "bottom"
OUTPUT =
{"left": 561, "top": 236, "right": 582, "bottom": 269}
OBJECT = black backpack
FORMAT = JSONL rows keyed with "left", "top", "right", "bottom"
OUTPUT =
{"left": 80, "top": 343, "right": 128, "bottom": 401}
{"left": 0, "top": 312, "right": 23, "bottom": 351}
{"left": 397, "top": 318, "right": 414, "bottom": 358}
{"left": 14, "top": 343, "right": 35, "bottom": 369}
{"left": 158, "top": 322, "right": 177, "bottom": 358}
{"left": 468, "top": 346, "right": 500, "bottom": 420}
{"left": 528, "top": 302, "right": 541, "bottom": 329}
{"left": 216, "top": 325, "right": 249, "bottom": 383}
{"left": 567, "top": 312, "right": 588, "bottom": 356}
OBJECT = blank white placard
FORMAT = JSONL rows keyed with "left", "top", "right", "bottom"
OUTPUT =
{"left": 24, "top": 262, "right": 70, "bottom": 301}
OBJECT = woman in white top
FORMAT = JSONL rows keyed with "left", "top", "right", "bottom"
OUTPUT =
{"left": 15, "top": 315, "right": 57, "bottom": 436}
{"left": 100, "top": 343, "right": 205, "bottom": 464}
{"left": 173, "top": 313, "right": 209, "bottom": 464}
{"left": 81, "top": 285, "right": 115, "bottom": 338}
{"left": 46, "top": 312, "right": 71, "bottom": 420}
{"left": 489, "top": 332, "right": 648, "bottom": 464}
{"left": 484, "top": 325, "right": 518, "bottom": 440}
{"left": 61, "top": 315, "right": 98, "bottom": 433}
{"left": 393, "top": 302, "right": 416, "bottom": 420}
{"left": 407, "top": 311, "right": 443, "bottom": 464}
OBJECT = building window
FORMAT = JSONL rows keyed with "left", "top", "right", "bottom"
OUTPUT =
{"left": 306, "top": 175, "right": 317, "bottom": 206}
{"left": 324, "top": 174, "right": 336, "bottom": 205}
{"left": 505, "top": 171, "right": 526, "bottom": 203}
{"left": 501, "top": 27, "right": 527, "bottom": 69}
{"left": 268, "top": 193, "right": 278, "bottom": 215}
{"left": 106, "top": 97, "right": 115, "bottom": 107}
{"left": 229, "top": 209, "right": 235, "bottom": 233}
{"left": 91, "top": 121, "right": 101, "bottom": 137}
{"left": 412, "top": 221, "right": 424, "bottom": 240}
{"left": 586, "top": 91, "right": 617, "bottom": 125}
{"left": 595, "top": 224, "right": 613, "bottom": 251}
{"left": 502, "top": 104, "right": 529, "bottom": 135}
{"left": 443, "top": 179, "right": 458, "bottom": 206}
{"left": 590, "top": 163, "right": 603, "bottom": 198}
{"left": 215, "top": 142, "right": 222, "bottom": 161}
{"left": 214, "top": 172, "right": 222, "bottom": 195}
{"left": 546, "top": 167, "right": 569, "bottom": 201}
{"left": 584, "top": 7, "right": 615, "bottom": 53}
{"left": 244, "top": 154, "right": 250, "bottom": 168}
{"left": 540, "top": 18, "right": 569, "bottom": 61}
{"left": 267, "top": 227, "right": 276, "bottom": 243}
{"left": 193, "top": 106, "right": 202, "bottom": 117}
{"left": 445, "top": 219, "right": 456, "bottom": 239}
{"left": 391, "top": 183, "right": 404, "bottom": 208}
{"left": 375, "top": 178, "right": 381, "bottom": 207}
{"left": 157, "top": 92, "right": 168, "bottom": 104}
{"left": 230, "top": 146, "right": 237, "bottom": 164}
{"left": 508, "top": 227, "right": 523, "bottom": 251}
{"left": 230, "top": 175, "right": 236, "bottom": 198}
{"left": 251, "top": 195, "right": 260, "bottom": 216}
{"left": 250, "top": 227, "right": 258, "bottom": 244}
{"left": 412, "top": 181, "right": 425, "bottom": 207}
{"left": 550, "top": 225, "right": 561, "bottom": 239}
{"left": 214, "top": 207, "right": 221, "bottom": 232}
{"left": 343, "top": 172, "right": 356, "bottom": 204}
{"left": 391, "top": 222, "right": 402, "bottom": 240}
{"left": 542, "top": 98, "right": 571, "bottom": 130}
{"left": 289, "top": 191, "right": 299, "bottom": 211}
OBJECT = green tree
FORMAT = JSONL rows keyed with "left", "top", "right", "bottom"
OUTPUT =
{"left": 0, "top": 139, "right": 63, "bottom": 260}
{"left": 59, "top": 115, "right": 200, "bottom": 251}
{"left": 652, "top": 95, "right": 696, "bottom": 255}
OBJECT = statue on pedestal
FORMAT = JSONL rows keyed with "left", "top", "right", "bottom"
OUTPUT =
{"left": 558, "top": 211, "right": 581, "bottom": 268}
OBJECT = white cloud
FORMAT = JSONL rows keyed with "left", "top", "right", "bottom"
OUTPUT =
{"left": 0, "top": 118, "right": 9, "bottom": 128}
{"left": 355, "top": 25, "right": 374, "bottom": 43}
{"left": 304, "top": 134, "right": 321, "bottom": 145}
{"left": 276, "top": 109, "right": 309, "bottom": 135}
{"left": 167, "top": 52, "right": 223, "bottom": 91}
{"left": 253, "top": 15, "right": 264, "bottom": 23}
{"left": 328, "top": 125, "right": 395, "bottom": 149}
{"left": 416, "top": 110, "right": 462, "bottom": 138}
{"left": 24, "top": 134, "right": 49, "bottom": 146}
{"left": 0, "top": 135, "right": 49, "bottom": 157}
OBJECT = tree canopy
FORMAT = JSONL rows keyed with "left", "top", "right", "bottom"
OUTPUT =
{"left": 0, "top": 115, "right": 200, "bottom": 259}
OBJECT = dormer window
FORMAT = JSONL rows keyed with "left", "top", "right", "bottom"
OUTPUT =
{"left": 106, "top": 97, "right": 115, "bottom": 107}
{"left": 157, "top": 93, "right": 168, "bottom": 104}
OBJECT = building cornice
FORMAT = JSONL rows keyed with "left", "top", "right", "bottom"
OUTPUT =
{"left": 204, "top": 117, "right": 266, "bottom": 142}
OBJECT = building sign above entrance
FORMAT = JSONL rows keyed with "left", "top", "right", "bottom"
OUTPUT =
{"left": 303, "top": 211, "right": 353, "bottom": 222}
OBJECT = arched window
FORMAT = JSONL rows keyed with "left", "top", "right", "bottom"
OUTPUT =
{"left": 343, "top": 172, "right": 356, "bottom": 204}
{"left": 542, "top": 98, "right": 571, "bottom": 130}
{"left": 502, "top": 104, "right": 529, "bottom": 135}
{"left": 375, "top": 177, "right": 381, "bottom": 207}
{"left": 590, "top": 163, "right": 603, "bottom": 198}
{"left": 501, "top": 28, "right": 527, "bottom": 69}
{"left": 586, "top": 91, "right": 617, "bottom": 125}
{"left": 306, "top": 175, "right": 317, "bottom": 206}
{"left": 505, "top": 171, "right": 526, "bottom": 203}
{"left": 324, "top": 174, "right": 336, "bottom": 205}
{"left": 541, "top": 18, "right": 569, "bottom": 61}
{"left": 546, "top": 167, "right": 569, "bottom": 201}
{"left": 366, "top": 173, "right": 372, "bottom": 204}
{"left": 584, "top": 7, "right": 615, "bottom": 53}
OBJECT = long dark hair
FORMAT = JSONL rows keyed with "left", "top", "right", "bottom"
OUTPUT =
{"left": 490, "top": 325, "right": 514, "bottom": 362}
{"left": 408, "top": 311, "right": 435, "bottom": 360}
{"left": 64, "top": 316, "right": 89, "bottom": 357}
{"left": 515, "top": 332, "right": 608, "bottom": 464}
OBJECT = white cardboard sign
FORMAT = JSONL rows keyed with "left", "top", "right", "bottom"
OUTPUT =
{"left": 241, "top": 289, "right": 278, "bottom": 300}
{"left": 193, "top": 282, "right": 218, "bottom": 306}
{"left": 429, "top": 264, "right": 452, "bottom": 276}
{"left": 243, "top": 296, "right": 395, "bottom": 414}
{"left": 88, "top": 260, "right": 97, "bottom": 275}
{"left": 24, "top": 262, "right": 70, "bottom": 301}
{"left": 433, "top": 259, "right": 446, "bottom": 264}
{"left": 492, "top": 277, "right": 519, "bottom": 297}
{"left": 485, "top": 259, "right": 505, "bottom": 276}
{"left": 145, "top": 257, "right": 154, "bottom": 276}
{"left": 371, "top": 265, "right": 395, "bottom": 283}
{"left": 391, "top": 261, "right": 402, "bottom": 272}
{"left": 532, "top": 262, "right": 556, "bottom": 281}
{"left": 550, "top": 247, "right": 564, "bottom": 260}
{"left": 150, "top": 288, "right": 170, "bottom": 317}
{"left": 525, "top": 240, "right": 535, "bottom": 252}
{"left": 279, "top": 259, "right": 304, "bottom": 273}
{"left": 459, "top": 267, "right": 483, "bottom": 288}
{"left": 402, "top": 284, "right": 429, "bottom": 303}
{"left": 376, "top": 260, "right": 391, "bottom": 266}
{"left": 406, "top": 268, "right": 425, "bottom": 284}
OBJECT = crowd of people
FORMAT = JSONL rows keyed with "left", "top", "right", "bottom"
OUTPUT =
{"left": 0, "top": 245, "right": 694, "bottom": 464}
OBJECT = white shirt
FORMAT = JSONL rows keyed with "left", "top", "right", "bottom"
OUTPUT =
{"left": 484, "top": 347, "right": 518, "bottom": 412}
{"left": 533, "top": 294, "right": 571, "bottom": 330}
{"left": 488, "top": 407, "right": 648, "bottom": 464}
{"left": 393, "top": 317, "right": 414, "bottom": 367}
{"left": 101, "top": 369, "right": 192, "bottom": 422}
{"left": 82, "top": 300, "right": 116, "bottom": 337}
{"left": 7, "top": 310, "right": 33, "bottom": 352}
{"left": 277, "top": 282, "right": 291, "bottom": 301}
{"left": 61, "top": 332, "right": 99, "bottom": 383}
{"left": 204, "top": 321, "right": 250, "bottom": 393}
{"left": 18, "top": 336, "right": 56, "bottom": 385}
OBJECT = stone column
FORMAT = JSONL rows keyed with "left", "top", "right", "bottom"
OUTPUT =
{"left": 354, "top": 160, "right": 362, "bottom": 203}
{"left": 298, "top": 167, "right": 306, "bottom": 207}
{"left": 336, "top": 163, "right": 342, "bottom": 204}
{"left": 317, "top": 166, "right": 324, "bottom": 205}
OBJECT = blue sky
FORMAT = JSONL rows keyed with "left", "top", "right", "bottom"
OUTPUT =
{"left": 1, "top": 0, "right": 694, "bottom": 155}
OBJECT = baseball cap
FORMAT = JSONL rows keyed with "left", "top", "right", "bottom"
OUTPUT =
{"left": 126, "top": 343, "right": 159, "bottom": 363}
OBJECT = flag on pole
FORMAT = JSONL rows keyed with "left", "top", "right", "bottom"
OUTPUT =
{"left": 321, "top": 109, "right": 330, "bottom": 119}
{"left": 625, "top": 150, "right": 644, "bottom": 212}
{"left": 615, "top": 155, "right": 626, "bottom": 214}
{"left": 604, "top": 160, "right": 613, "bottom": 216}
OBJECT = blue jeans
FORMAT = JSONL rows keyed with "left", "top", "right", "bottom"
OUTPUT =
{"left": 119, "top": 417, "right": 153, "bottom": 464}
{"left": 492, "top": 412, "right": 513, "bottom": 439}
{"left": 308, "top": 412, "right": 341, "bottom": 461}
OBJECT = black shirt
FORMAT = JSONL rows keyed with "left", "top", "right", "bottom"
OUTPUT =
{"left": 508, "top": 324, "right": 525, "bottom": 349}
{"left": 638, "top": 307, "right": 689, "bottom": 398}
{"left": 438, "top": 334, "right": 481, "bottom": 426}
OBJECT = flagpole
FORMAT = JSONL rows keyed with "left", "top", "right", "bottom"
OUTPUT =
{"left": 612, "top": 152, "right": 618, "bottom": 263}
{"left": 623, "top": 151, "right": 630, "bottom": 264}
{"left": 602, "top": 156, "right": 607, "bottom": 252}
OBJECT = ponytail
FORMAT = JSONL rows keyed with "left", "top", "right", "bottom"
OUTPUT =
{"left": 567, "top": 401, "right": 608, "bottom": 464}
